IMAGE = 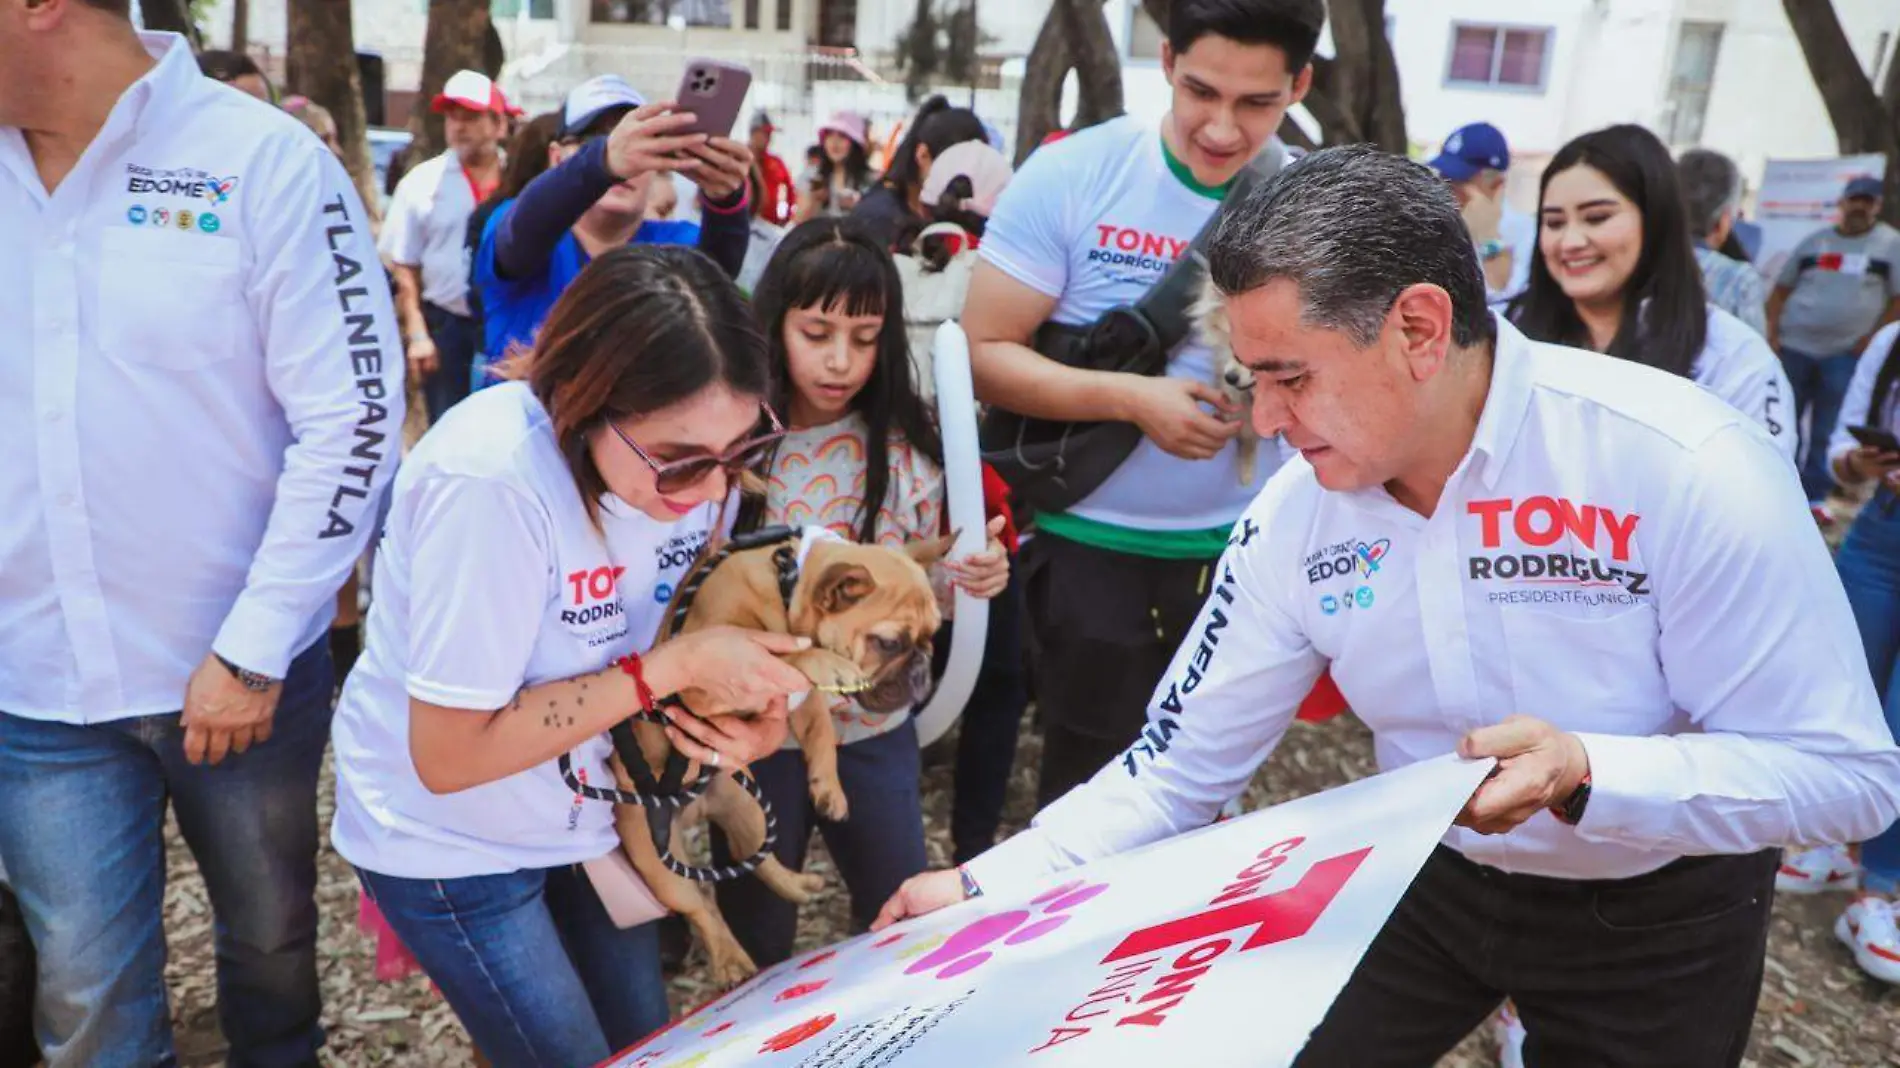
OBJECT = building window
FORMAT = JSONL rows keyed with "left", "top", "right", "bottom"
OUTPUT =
{"left": 491, "top": 0, "right": 555, "bottom": 16}
{"left": 776, "top": 0, "right": 791, "bottom": 31}
{"left": 591, "top": 0, "right": 732, "bottom": 26}
{"left": 1663, "top": 21, "right": 1724, "bottom": 146}
{"left": 1445, "top": 24, "right": 1551, "bottom": 91}
{"left": 744, "top": 0, "right": 758, "bottom": 28}
{"left": 816, "top": 0, "right": 854, "bottom": 46}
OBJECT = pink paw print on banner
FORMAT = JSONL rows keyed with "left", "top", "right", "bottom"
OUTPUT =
{"left": 903, "top": 880, "right": 1110, "bottom": 980}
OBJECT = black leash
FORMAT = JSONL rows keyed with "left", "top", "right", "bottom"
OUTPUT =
{"left": 555, "top": 526, "right": 805, "bottom": 884}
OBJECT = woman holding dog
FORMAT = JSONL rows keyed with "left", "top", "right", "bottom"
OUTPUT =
{"left": 328, "top": 245, "right": 812, "bottom": 1067}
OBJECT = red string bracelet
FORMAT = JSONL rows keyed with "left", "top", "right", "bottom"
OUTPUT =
{"left": 613, "top": 653, "right": 657, "bottom": 715}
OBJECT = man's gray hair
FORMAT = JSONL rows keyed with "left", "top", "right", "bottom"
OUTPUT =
{"left": 1206, "top": 144, "right": 1496, "bottom": 350}
{"left": 1676, "top": 149, "right": 1742, "bottom": 239}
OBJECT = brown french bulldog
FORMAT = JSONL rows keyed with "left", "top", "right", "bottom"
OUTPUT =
{"left": 608, "top": 533, "right": 951, "bottom": 985}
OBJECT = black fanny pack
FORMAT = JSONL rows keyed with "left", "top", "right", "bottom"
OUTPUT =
{"left": 980, "top": 142, "right": 1288, "bottom": 515}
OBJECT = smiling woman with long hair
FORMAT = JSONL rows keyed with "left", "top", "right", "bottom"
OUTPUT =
{"left": 328, "top": 245, "right": 812, "bottom": 1065}
{"left": 1507, "top": 124, "right": 1794, "bottom": 458}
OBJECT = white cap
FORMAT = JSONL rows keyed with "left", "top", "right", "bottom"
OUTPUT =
{"left": 563, "top": 75, "right": 646, "bottom": 137}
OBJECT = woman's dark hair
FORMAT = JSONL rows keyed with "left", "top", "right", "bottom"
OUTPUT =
{"left": 1868, "top": 329, "right": 1900, "bottom": 437}
{"left": 815, "top": 136, "right": 872, "bottom": 193}
{"left": 495, "top": 111, "right": 564, "bottom": 205}
{"left": 1507, "top": 124, "right": 1707, "bottom": 379}
{"left": 197, "top": 50, "right": 276, "bottom": 101}
{"left": 746, "top": 217, "right": 944, "bottom": 544}
{"left": 518, "top": 245, "right": 771, "bottom": 526}
{"left": 881, "top": 96, "right": 985, "bottom": 210}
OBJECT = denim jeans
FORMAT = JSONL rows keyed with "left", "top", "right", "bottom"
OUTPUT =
{"left": 421, "top": 302, "right": 476, "bottom": 424}
{"left": 1781, "top": 347, "right": 1859, "bottom": 504}
{"left": 0, "top": 640, "right": 333, "bottom": 1068}
{"left": 1836, "top": 490, "right": 1900, "bottom": 894}
{"left": 712, "top": 718, "right": 928, "bottom": 968}
{"left": 355, "top": 864, "right": 668, "bottom": 1067}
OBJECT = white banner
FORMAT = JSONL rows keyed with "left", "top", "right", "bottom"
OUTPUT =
{"left": 606, "top": 754, "right": 1493, "bottom": 1068}
{"left": 1754, "top": 154, "right": 1888, "bottom": 285}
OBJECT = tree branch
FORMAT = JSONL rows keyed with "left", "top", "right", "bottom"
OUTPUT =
{"left": 1779, "top": 0, "right": 1894, "bottom": 154}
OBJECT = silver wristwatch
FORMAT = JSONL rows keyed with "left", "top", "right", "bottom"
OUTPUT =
{"left": 215, "top": 654, "right": 278, "bottom": 692}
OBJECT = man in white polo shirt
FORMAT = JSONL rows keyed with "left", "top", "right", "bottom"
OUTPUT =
{"left": 382, "top": 69, "right": 509, "bottom": 422}
{"left": 0, "top": 2, "right": 400, "bottom": 1064}
{"left": 881, "top": 146, "right": 1900, "bottom": 1066}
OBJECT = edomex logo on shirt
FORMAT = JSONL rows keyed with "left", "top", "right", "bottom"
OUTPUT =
{"left": 124, "top": 163, "right": 240, "bottom": 206}
{"left": 1466, "top": 497, "right": 1650, "bottom": 602}
{"left": 1302, "top": 536, "right": 1391, "bottom": 585}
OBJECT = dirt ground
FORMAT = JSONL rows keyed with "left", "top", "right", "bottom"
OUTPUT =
{"left": 159, "top": 711, "right": 1900, "bottom": 1068}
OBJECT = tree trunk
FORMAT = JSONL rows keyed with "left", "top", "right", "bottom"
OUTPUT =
{"left": 1780, "top": 0, "right": 1900, "bottom": 222}
{"left": 1059, "top": 0, "right": 1123, "bottom": 126}
{"left": 287, "top": 0, "right": 380, "bottom": 218}
{"left": 231, "top": 0, "right": 249, "bottom": 52}
{"left": 1014, "top": 4, "right": 1070, "bottom": 163}
{"left": 140, "top": 0, "right": 200, "bottom": 48}
{"left": 409, "top": 0, "right": 494, "bottom": 160}
{"left": 1321, "top": 0, "right": 1405, "bottom": 152}
{"left": 1013, "top": 0, "right": 1122, "bottom": 163}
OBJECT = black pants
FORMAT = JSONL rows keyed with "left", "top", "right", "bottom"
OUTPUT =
{"left": 0, "top": 884, "right": 38, "bottom": 1068}
{"left": 950, "top": 560, "right": 1030, "bottom": 864}
{"left": 1295, "top": 845, "right": 1778, "bottom": 1068}
{"left": 1023, "top": 533, "right": 1217, "bottom": 811}
{"left": 420, "top": 302, "right": 476, "bottom": 424}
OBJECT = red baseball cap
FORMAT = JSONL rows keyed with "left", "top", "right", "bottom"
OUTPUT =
{"left": 432, "top": 70, "right": 510, "bottom": 115}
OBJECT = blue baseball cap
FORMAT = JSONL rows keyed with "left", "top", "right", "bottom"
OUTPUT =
{"left": 1844, "top": 175, "right": 1884, "bottom": 200}
{"left": 563, "top": 75, "right": 645, "bottom": 138}
{"left": 1429, "top": 122, "right": 1511, "bottom": 182}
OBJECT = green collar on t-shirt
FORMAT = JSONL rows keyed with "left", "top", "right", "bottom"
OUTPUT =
{"left": 1160, "top": 135, "right": 1232, "bottom": 201}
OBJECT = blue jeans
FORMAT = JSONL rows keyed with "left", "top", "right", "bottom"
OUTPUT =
{"left": 1837, "top": 491, "right": 1900, "bottom": 894}
{"left": 421, "top": 302, "right": 476, "bottom": 424}
{"left": 0, "top": 640, "right": 333, "bottom": 1068}
{"left": 1781, "top": 347, "right": 1858, "bottom": 504}
{"left": 355, "top": 864, "right": 668, "bottom": 1067}
{"left": 712, "top": 718, "right": 928, "bottom": 967}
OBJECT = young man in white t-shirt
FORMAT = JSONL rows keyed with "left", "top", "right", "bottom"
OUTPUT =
{"left": 965, "top": 0, "right": 1321, "bottom": 809}
{"left": 381, "top": 70, "right": 512, "bottom": 423}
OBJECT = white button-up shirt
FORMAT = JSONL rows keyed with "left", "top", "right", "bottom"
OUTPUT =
{"left": 1826, "top": 322, "right": 1900, "bottom": 469}
{"left": 968, "top": 317, "right": 1900, "bottom": 897}
{"left": 0, "top": 33, "right": 401, "bottom": 723}
{"left": 378, "top": 151, "right": 481, "bottom": 317}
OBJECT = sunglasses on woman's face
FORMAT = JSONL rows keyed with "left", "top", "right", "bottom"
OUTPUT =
{"left": 610, "top": 404, "right": 786, "bottom": 496}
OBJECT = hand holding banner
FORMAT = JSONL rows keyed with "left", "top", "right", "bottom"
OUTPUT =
{"left": 606, "top": 754, "right": 1493, "bottom": 1068}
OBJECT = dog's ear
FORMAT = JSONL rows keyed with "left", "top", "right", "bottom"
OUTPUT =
{"left": 812, "top": 562, "right": 877, "bottom": 614}
{"left": 905, "top": 532, "right": 958, "bottom": 569}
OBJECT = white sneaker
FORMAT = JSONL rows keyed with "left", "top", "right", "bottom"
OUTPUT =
{"left": 1494, "top": 1000, "right": 1526, "bottom": 1068}
{"left": 1776, "top": 844, "right": 1859, "bottom": 894}
{"left": 1835, "top": 897, "right": 1900, "bottom": 985}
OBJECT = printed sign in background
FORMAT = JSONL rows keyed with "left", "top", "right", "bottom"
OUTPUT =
{"left": 603, "top": 755, "right": 1493, "bottom": 1068}
{"left": 1754, "top": 153, "right": 1888, "bottom": 285}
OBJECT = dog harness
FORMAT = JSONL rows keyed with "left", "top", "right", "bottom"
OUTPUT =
{"left": 556, "top": 525, "right": 809, "bottom": 884}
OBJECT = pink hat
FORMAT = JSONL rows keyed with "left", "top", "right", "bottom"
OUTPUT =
{"left": 920, "top": 140, "right": 1014, "bottom": 216}
{"left": 815, "top": 110, "right": 867, "bottom": 148}
{"left": 432, "top": 70, "right": 509, "bottom": 115}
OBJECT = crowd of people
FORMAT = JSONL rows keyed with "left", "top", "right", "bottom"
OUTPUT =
{"left": 4, "top": 0, "right": 1900, "bottom": 1066}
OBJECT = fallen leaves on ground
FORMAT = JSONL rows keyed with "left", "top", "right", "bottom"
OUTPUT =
{"left": 163, "top": 714, "right": 1899, "bottom": 1067}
